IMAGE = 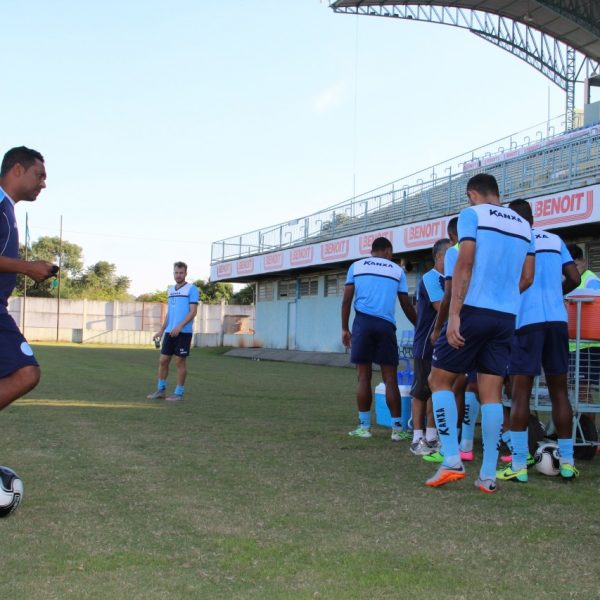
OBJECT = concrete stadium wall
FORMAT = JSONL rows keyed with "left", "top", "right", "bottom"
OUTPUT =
{"left": 7, "top": 297, "right": 256, "bottom": 347}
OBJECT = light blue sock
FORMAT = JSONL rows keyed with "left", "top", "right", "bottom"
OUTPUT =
{"left": 431, "top": 390, "right": 460, "bottom": 467}
{"left": 358, "top": 411, "right": 371, "bottom": 429}
{"left": 175, "top": 385, "right": 185, "bottom": 396}
{"left": 460, "top": 391, "right": 480, "bottom": 452}
{"left": 501, "top": 430, "right": 511, "bottom": 445}
{"left": 158, "top": 379, "right": 167, "bottom": 391}
{"left": 557, "top": 438, "right": 574, "bottom": 465}
{"left": 510, "top": 430, "right": 529, "bottom": 471}
{"left": 391, "top": 415, "right": 402, "bottom": 431}
{"left": 480, "top": 404, "right": 503, "bottom": 480}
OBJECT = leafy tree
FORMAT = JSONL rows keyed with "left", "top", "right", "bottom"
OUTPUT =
{"left": 193, "top": 279, "right": 233, "bottom": 304}
{"left": 71, "top": 261, "right": 132, "bottom": 301}
{"left": 232, "top": 284, "right": 254, "bottom": 305}
{"left": 136, "top": 290, "right": 168, "bottom": 303}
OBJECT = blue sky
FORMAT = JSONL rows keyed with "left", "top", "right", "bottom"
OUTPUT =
{"left": 2, "top": 1, "right": 568, "bottom": 295}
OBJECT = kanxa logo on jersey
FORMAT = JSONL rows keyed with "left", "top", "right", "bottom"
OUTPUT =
{"left": 403, "top": 219, "right": 447, "bottom": 248}
{"left": 531, "top": 188, "right": 594, "bottom": 227}
{"left": 217, "top": 262, "right": 233, "bottom": 277}
{"left": 359, "top": 230, "right": 394, "bottom": 254}
{"left": 236, "top": 258, "right": 255, "bottom": 275}
{"left": 263, "top": 252, "right": 284, "bottom": 270}
{"left": 290, "top": 246, "right": 314, "bottom": 266}
{"left": 320, "top": 239, "right": 349, "bottom": 261}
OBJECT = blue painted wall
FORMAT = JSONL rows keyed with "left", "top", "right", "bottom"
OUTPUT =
{"left": 254, "top": 275, "right": 414, "bottom": 352}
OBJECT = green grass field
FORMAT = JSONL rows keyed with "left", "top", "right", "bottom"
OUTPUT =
{"left": 2, "top": 345, "right": 600, "bottom": 599}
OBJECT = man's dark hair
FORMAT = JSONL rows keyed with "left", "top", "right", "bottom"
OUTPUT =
{"left": 567, "top": 243, "right": 584, "bottom": 261}
{"left": 447, "top": 216, "right": 458, "bottom": 238}
{"left": 372, "top": 237, "right": 393, "bottom": 253}
{"left": 173, "top": 261, "right": 188, "bottom": 270}
{"left": 0, "top": 146, "right": 44, "bottom": 177}
{"left": 508, "top": 198, "right": 533, "bottom": 225}
{"left": 432, "top": 238, "right": 450, "bottom": 261}
{"left": 466, "top": 173, "right": 499, "bottom": 197}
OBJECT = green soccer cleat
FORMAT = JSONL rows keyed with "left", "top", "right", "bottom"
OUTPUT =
{"left": 560, "top": 463, "right": 579, "bottom": 480}
{"left": 348, "top": 427, "right": 372, "bottom": 439}
{"left": 422, "top": 451, "right": 443, "bottom": 463}
{"left": 526, "top": 453, "right": 535, "bottom": 467}
{"left": 496, "top": 464, "right": 528, "bottom": 483}
{"left": 391, "top": 429, "right": 412, "bottom": 442}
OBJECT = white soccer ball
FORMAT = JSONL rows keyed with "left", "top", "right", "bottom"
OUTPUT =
{"left": 0, "top": 466, "right": 24, "bottom": 518}
{"left": 533, "top": 443, "right": 560, "bottom": 476}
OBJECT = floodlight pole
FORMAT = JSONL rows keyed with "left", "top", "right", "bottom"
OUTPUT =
{"left": 56, "top": 215, "right": 63, "bottom": 342}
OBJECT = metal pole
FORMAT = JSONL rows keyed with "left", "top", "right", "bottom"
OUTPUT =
{"left": 56, "top": 215, "right": 63, "bottom": 342}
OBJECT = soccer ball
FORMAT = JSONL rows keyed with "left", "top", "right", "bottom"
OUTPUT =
{"left": 0, "top": 466, "right": 24, "bottom": 518}
{"left": 533, "top": 443, "right": 560, "bottom": 476}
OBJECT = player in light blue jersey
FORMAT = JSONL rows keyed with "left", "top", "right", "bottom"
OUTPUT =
{"left": 427, "top": 174, "right": 535, "bottom": 493}
{"left": 147, "top": 262, "right": 199, "bottom": 401}
{"left": 497, "top": 199, "right": 580, "bottom": 483}
{"left": 342, "top": 237, "right": 417, "bottom": 440}
{"left": 429, "top": 216, "right": 481, "bottom": 464}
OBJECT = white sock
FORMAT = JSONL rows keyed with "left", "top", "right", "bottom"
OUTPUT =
{"left": 426, "top": 427, "right": 438, "bottom": 442}
{"left": 412, "top": 429, "right": 424, "bottom": 443}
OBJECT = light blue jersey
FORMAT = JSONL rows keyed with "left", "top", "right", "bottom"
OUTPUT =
{"left": 346, "top": 257, "right": 408, "bottom": 325}
{"left": 517, "top": 229, "right": 573, "bottom": 329}
{"left": 458, "top": 203, "right": 534, "bottom": 315}
{"left": 443, "top": 243, "right": 459, "bottom": 280}
{"left": 166, "top": 282, "right": 199, "bottom": 333}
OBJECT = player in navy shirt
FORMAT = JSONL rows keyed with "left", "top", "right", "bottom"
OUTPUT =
{"left": 0, "top": 147, "right": 56, "bottom": 476}
{"left": 147, "top": 262, "right": 199, "bottom": 401}
{"left": 342, "top": 237, "right": 417, "bottom": 440}
{"left": 498, "top": 199, "right": 580, "bottom": 482}
{"left": 409, "top": 238, "right": 450, "bottom": 456}
{"left": 427, "top": 174, "right": 535, "bottom": 493}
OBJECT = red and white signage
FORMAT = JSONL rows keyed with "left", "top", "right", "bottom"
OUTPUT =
{"left": 210, "top": 183, "right": 600, "bottom": 281}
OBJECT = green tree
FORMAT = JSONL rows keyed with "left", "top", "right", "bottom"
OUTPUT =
{"left": 136, "top": 290, "right": 168, "bottom": 303}
{"left": 231, "top": 284, "right": 254, "bottom": 305}
{"left": 193, "top": 279, "right": 233, "bottom": 304}
{"left": 72, "top": 261, "right": 132, "bottom": 300}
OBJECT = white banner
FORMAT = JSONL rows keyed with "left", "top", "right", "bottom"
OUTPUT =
{"left": 211, "top": 183, "right": 600, "bottom": 281}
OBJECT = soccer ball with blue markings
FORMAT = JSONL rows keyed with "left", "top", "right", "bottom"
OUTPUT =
{"left": 533, "top": 443, "right": 560, "bottom": 476}
{"left": 0, "top": 466, "right": 23, "bottom": 517}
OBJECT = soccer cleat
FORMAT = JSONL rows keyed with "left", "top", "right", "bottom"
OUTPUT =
{"left": 474, "top": 477, "right": 497, "bottom": 494}
{"left": 146, "top": 390, "right": 166, "bottom": 400}
{"left": 459, "top": 450, "right": 474, "bottom": 462}
{"left": 559, "top": 463, "right": 579, "bottom": 480}
{"left": 391, "top": 429, "right": 412, "bottom": 442}
{"left": 348, "top": 427, "right": 372, "bottom": 438}
{"left": 426, "top": 438, "right": 441, "bottom": 451}
{"left": 422, "top": 451, "right": 443, "bottom": 463}
{"left": 496, "top": 465, "right": 528, "bottom": 483}
{"left": 500, "top": 453, "right": 535, "bottom": 466}
{"left": 410, "top": 438, "right": 434, "bottom": 456}
{"left": 165, "top": 393, "right": 184, "bottom": 402}
{"left": 425, "top": 463, "right": 466, "bottom": 487}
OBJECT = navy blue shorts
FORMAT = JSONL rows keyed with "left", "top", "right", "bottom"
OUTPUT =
{"left": 432, "top": 305, "right": 514, "bottom": 377}
{"left": 509, "top": 322, "right": 568, "bottom": 376}
{"left": 568, "top": 346, "right": 600, "bottom": 387}
{"left": 161, "top": 332, "right": 193, "bottom": 357}
{"left": 467, "top": 369, "right": 477, "bottom": 383}
{"left": 351, "top": 311, "right": 399, "bottom": 366}
{"left": 0, "top": 312, "right": 39, "bottom": 378}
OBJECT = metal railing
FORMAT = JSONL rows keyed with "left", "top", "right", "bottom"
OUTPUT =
{"left": 211, "top": 116, "right": 600, "bottom": 264}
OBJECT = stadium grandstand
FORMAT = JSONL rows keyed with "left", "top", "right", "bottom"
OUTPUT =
{"left": 210, "top": 1, "right": 600, "bottom": 353}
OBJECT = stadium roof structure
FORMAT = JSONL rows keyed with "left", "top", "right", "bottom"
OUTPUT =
{"left": 329, "top": 1, "right": 600, "bottom": 129}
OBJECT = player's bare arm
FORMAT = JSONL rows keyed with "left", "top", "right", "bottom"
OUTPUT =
{"left": 341, "top": 284, "right": 354, "bottom": 347}
{"left": 0, "top": 256, "right": 56, "bottom": 283}
{"left": 518, "top": 254, "right": 535, "bottom": 293}
{"left": 562, "top": 262, "right": 580, "bottom": 295}
{"left": 447, "top": 240, "right": 475, "bottom": 349}
{"left": 431, "top": 284, "right": 450, "bottom": 346}
{"left": 398, "top": 292, "right": 417, "bottom": 326}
